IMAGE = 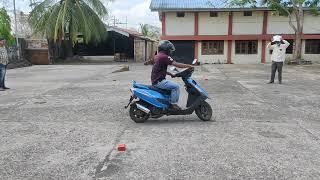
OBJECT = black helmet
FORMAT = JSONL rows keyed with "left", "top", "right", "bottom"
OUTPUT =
{"left": 158, "top": 40, "right": 175, "bottom": 55}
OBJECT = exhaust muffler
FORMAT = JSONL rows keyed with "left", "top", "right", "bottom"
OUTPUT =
{"left": 136, "top": 104, "right": 150, "bottom": 114}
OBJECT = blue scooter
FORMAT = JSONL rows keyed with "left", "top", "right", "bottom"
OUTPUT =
{"left": 125, "top": 60, "right": 212, "bottom": 123}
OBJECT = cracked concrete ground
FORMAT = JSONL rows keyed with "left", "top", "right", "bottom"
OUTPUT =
{"left": 0, "top": 64, "right": 320, "bottom": 180}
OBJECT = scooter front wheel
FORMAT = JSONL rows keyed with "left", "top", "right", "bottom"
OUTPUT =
{"left": 129, "top": 102, "right": 150, "bottom": 123}
{"left": 195, "top": 101, "right": 212, "bottom": 121}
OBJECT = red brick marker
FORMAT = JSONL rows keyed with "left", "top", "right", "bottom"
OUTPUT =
{"left": 118, "top": 144, "right": 126, "bottom": 152}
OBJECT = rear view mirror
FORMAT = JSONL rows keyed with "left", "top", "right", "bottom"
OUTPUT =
{"left": 192, "top": 59, "right": 198, "bottom": 65}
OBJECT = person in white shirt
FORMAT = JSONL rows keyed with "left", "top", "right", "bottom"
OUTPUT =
{"left": 0, "top": 38, "right": 9, "bottom": 91}
{"left": 267, "top": 35, "right": 290, "bottom": 84}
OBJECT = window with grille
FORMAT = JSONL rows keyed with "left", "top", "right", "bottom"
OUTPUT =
{"left": 286, "top": 40, "right": 294, "bottom": 54}
{"left": 201, "top": 41, "right": 224, "bottom": 55}
{"left": 235, "top": 40, "right": 258, "bottom": 54}
{"left": 177, "top": 12, "right": 185, "bottom": 17}
{"left": 269, "top": 40, "right": 294, "bottom": 54}
{"left": 305, "top": 40, "right": 320, "bottom": 54}
{"left": 210, "top": 12, "right": 218, "bottom": 17}
{"left": 244, "top": 11, "right": 252, "bottom": 16}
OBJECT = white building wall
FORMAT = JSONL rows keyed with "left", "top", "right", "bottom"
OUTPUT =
{"left": 303, "top": 12, "right": 320, "bottom": 34}
{"left": 197, "top": 41, "right": 228, "bottom": 64}
{"left": 267, "top": 12, "right": 296, "bottom": 34}
{"left": 233, "top": 11, "right": 263, "bottom": 35}
{"left": 198, "top": 12, "right": 228, "bottom": 35}
{"left": 164, "top": 11, "right": 320, "bottom": 64}
{"left": 8, "top": 10, "right": 32, "bottom": 38}
{"left": 165, "top": 12, "right": 195, "bottom": 35}
{"left": 232, "top": 40, "right": 262, "bottom": 64}
{"left": 165, "top": 11, "right": 320, "bottom": 35}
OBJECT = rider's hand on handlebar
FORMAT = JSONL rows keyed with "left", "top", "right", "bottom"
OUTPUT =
{"left": 188, "top": 65, "right": 195, "bottom": 70}
{"left": 184, "top": 64, "right": 193, "bottom": 69}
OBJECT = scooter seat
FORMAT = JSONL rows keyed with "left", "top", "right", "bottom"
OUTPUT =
{"left": 133, "top": 83, "right": 150, "bottom": 89}
{"left": 149, "top": 86, "right": 171, "bottom": 95}
{"left": 134, "top": 83, "right": 171, "bottom": 95}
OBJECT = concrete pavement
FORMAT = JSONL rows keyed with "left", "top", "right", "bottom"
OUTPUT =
{"left": 0, "top": 64, "right": 320, "bottom": 179}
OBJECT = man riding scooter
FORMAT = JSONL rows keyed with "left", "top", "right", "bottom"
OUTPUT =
{"left": 151, "top": 40, "right": 193, "bottom": 110}
{"left": 126, "top": 41, "right": 212, "bottom": 123}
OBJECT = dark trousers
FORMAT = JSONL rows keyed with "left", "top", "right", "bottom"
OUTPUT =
{"left": 0, "top": 64, "right": 6, "bottom": 88}
{"left": 270, "top": 61, "right": 283, "bottom": 83}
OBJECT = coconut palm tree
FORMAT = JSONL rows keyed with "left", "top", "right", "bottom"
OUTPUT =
{"left": 29, "top": 0, "right": 108, "bottom": 45}
{"left": 140, "top": 23, "right": 160, "bottom": 39}
{"left": 140, "top": 24, "right": 150, "bottom": 37}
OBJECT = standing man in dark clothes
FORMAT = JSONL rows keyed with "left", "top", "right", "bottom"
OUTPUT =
{"left": 151, "top": 40, "right": 193, "bottom": 110}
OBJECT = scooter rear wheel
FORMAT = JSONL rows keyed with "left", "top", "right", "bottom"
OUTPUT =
{"left": 195, "top": 101, "right": 212, "bottom": 121}
{"left": 129, "top": 102, "right": 150, "bottom": 123}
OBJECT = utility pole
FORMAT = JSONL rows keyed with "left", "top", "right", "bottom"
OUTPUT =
{"left": 13, "top": 0, "right": 20, "bottom": 59}
{"left": 111, "top": 16, "right": 128, "bottom": 28}
{"left": 112, "top": 16, "right": 116, "bottom": 27}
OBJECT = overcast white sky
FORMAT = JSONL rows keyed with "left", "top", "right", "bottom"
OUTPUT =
{"left": 0, "top": 0, "right": 160, "bottom": 30}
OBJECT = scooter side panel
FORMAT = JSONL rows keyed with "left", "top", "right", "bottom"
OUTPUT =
{"left": 187, "top": 78, "right": 210, "bottom": 98}
{"left": 133, "top": 88, "right": 169, "bottom": 109}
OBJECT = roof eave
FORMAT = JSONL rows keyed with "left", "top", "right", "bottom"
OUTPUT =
{"left": 150, "top": 7, "right": 315, "bottom": 12}
{"left": 107, "top": 27, "right": 130, "bottom": 37}
{"left": 150, "top": 7, "right": 270, "bottom": 12}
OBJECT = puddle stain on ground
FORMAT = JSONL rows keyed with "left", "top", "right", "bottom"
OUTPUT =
{"left": 33, "top": 101, "right": 47, "bottom": 104}
{"left": 258, "top": 131, "right": 286, "bottom": 138}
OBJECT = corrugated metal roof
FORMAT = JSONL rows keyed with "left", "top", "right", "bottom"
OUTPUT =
{"left": 150, "top": 0, "right": 266, "bottom": 11}
{"left": 150, "top": 0, "right": 227, "bottom": 9}
{"left": 107, "top": 27, "right": 156, "bottom": 41}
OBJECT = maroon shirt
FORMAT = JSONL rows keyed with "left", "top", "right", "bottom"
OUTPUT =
{"left": 151, "top": 51, "right": 174, "bottom": 85}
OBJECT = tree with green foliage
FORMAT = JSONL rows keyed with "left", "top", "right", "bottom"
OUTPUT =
{"left": 29, "top": 0, "right": 109, "bottom": 45}
{"left": 140, "top": 23, "right": 160, "bottom": 39}
{"left": 29, "top": 0, "right": 110, "bottom": 61}
{"left": 0, "top": 7, "right": 14, "bottom": 46}
{"left": 230, "top": 0, "right": 320, "bottom": 62}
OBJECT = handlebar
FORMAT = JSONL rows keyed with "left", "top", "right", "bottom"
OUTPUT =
{"left": 169, "top": 66, "right": 194, "bottom": 78}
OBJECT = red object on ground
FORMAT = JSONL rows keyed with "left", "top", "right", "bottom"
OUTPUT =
{"left": 118, "top": 144, "right": 126, "bottom": 152}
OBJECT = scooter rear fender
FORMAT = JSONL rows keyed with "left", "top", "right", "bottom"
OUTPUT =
{"left": 132, "top": 88, "right": 169, "bottom": 109}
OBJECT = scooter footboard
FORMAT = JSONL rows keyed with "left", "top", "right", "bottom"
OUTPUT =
{"left": 168, "top": 96, "right": 205, "bottom": 115}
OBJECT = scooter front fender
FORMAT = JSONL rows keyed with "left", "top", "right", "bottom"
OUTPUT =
{"left": 186, "top": 78, "right": 210, "bottom": 99}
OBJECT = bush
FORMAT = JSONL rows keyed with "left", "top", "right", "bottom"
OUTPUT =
{"left": 285, "top": 57, "right": 293, "bottom": 65}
